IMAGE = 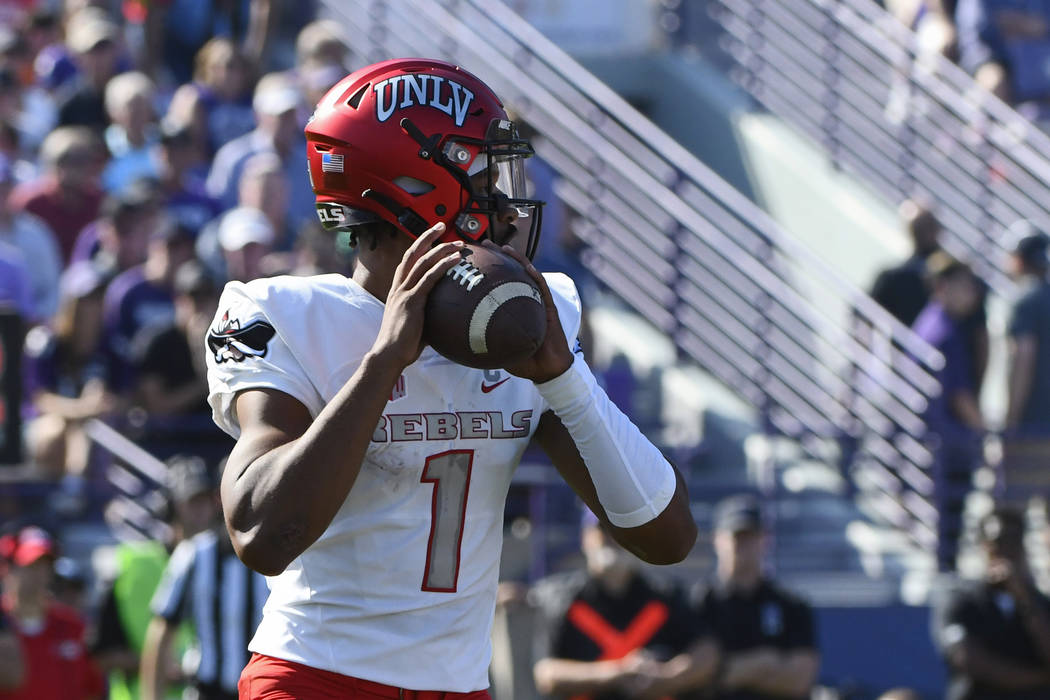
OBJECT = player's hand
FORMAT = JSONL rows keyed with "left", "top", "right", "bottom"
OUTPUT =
{"left": 486, "top": 241, "right": 573, "bottom": 383}
{"left": 373, "top": 223, "right": 465, "bottom": 370}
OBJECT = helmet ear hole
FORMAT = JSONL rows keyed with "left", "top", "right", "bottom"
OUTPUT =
{"left": 393, "top": 176, "right": 435, "bottom": 196}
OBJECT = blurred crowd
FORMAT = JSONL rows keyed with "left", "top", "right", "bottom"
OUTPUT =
{"left": 886, "top": 0, "right": 1050, "bottom": 129}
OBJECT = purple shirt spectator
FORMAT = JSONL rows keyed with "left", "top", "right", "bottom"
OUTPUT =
{"left": 913, "top": 301, "right": 977, "bottom": 438}
{"left": 102, "top": 266, "right": 176, "bottom": 392}
{"left": 957, "top": 0, "right": 1050, "bottom": 103}
{"left": 0, "top": 241, "right": 32, "bottom": 318}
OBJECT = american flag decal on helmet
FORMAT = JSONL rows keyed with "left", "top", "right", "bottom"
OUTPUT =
{"left": 321, "top": 153, "right": 344, "bottom": 173}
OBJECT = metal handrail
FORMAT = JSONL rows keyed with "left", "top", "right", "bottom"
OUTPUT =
{"left": 713, "top": 0, "right": 1050, "bottom": 299}
{"left": 323, "top": 0, "right": 943, "bottom": 547}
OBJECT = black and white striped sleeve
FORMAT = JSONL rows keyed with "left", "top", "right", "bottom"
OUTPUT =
{"left": 150, "top": 538, "right": 197, "bottom": 622}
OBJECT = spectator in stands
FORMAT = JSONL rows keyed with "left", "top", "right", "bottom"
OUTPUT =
{"left": 205, "top": 71, "right": 315, "bottom": 232}
{"left": 1000, "top": 224, "right": 1050, "bottom": 509}
{"left": 166, "top": 38, "right": 256, "bottom": 156}
{"left": 0, "top": 241, "right": 31, "bottom": 320}
{"left": 102, "top": 71, "right": 159, "bottom": 192}
{"left": 932, "top": 506, "right": 1050, "bottom": 699}
{"left": 532, "top": 509, "right": 718, "bottom": 699}
{"left": 10, "top": 125, "right": 104, "bottom": 263}
{"left": 155, "top": 122, "right": 220, "bottom": 235}
{"left": 140, "top": 460, "right": 268, "bottom": 700}
{"left": 691, "top": 494, "right": 820, "bottom": 700}
{"left": 213, "top": 205, "right": 275, "bottom": 283}
{"left": 913, "top": 253, "right": 986, "bottom": 571}
{"left": 72, "top": 178, "right": 158, "bottom": 279}
{"left": 0, "top": 526, "right": 103, "bottom": 700}
{"left": 91, "top": 454, "right": 213, "bottom": 700}
{"left": 142, "top": 0, "right": 272, "bottom": 86}
{"left": 957, "top": 0, "right": 1050, "bottom": 125}
{"left": 0, "top": 154, "right": 61, "bottom": 323}
{"left": 23, "top": 262, "right": 117, "bottom": 480}
{"left": 294, "top": 19, "right": 348, "bottom": 73}
{"left": 56, "top": 9, "right": 121, "bottom": 130}
{"left": 0, "top": 64, "right": 56, "bottom": 157}
{"left": 871, "top": 199, "right": 942, "bottom": 328}
{"left": 131, "top": 259, "right": 219, "bottom": 421}
{"left": 101, "top": 216, "right": 194, "bottom": 395}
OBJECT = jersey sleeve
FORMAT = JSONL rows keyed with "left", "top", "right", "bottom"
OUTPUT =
{"left": 544, "top": 273, "right": 583, "bottom": 358}
{"left": 206, "top": 281, "right": 325, "bottom": 437}
{"left": 150, "top": 539, "right": 196, "bottom": 623}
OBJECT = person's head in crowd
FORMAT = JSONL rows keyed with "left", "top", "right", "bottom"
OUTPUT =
{"left": 0, "top": 153, "right": 15, "bottom": 217}
{"left": 64, "top": 8, "right": 119, "bottom": 88}
{"left": 713, "top": 493, "right": 767, "bottom": 590}
{"left": 166, "top": 454, "right": 219, "bottom": 539}
{"left": 194, "top": 37, "right": 251, "bottom": 101}
{"left": 580, "top": 509, "right": 636, "bottom": 591}
{"left": 26, "top": 10, "right": 61, "bottom": 61}
{"left": 54, "top": 261, "right": 106, "bottom": 358}
{"left": 978, "top": 506, "right": 1027, "bottom": 574}
{"left": 40, "top": 125, "right": 104, "bottom": 191}
{"left": 900, "top": 198, "right": 941, "bottom": 258}
{"left": 295, "top": 20, "right": 348, "bottom": 71}
{"left": 299, "top": 62, "right": 345, "bottom": 112}
{"left": 173, "top": 258, "right": 218, "bottom": 336}
{"left": 0, "top": 526, "right": 57, "bottom": 617}
{"left": 1007, "top": 220, "right": 1050, "bottom": 279}
{"left": 156, "top": 120, "right": 203, "bottom": 184}
{"left": 926, "top": 253, "right": 980, "bottom": 320}
{"left": 96, "top": 178, "right": 161, "bottom": 273}
{"left": 252, "top": 71, "right": 302, "bottom": 152}
{"left": 104, "top": 70, "right": 155, "bottom": 146}
{"left": 143, "top": 217, "right": 195, "bottom": 288}
{"left": 238, "top": 151, "right": 288, "bottom": 234}
{"left": 291, "top": 221, "right": 346, "bottom": 276}
{"left": 219, "top": 206, "right": 274, "bottom": 282}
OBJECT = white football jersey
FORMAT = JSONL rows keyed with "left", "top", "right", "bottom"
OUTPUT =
{"left": 205, "top": 272, "right": 582, "bottom": 692}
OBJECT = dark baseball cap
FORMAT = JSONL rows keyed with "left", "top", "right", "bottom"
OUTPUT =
{"left": 713, "top": 494, "right": 764, "bottom": 533}
{"left": 1009, "top": 220, "right": 1050, "bottom": 267}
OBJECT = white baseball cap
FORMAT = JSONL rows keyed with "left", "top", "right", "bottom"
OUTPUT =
{"left": 218, "top": 207, "right": 275, "bottom": 251}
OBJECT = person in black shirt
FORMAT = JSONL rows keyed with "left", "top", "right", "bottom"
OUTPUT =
{"left": 691, "top": 494, "right": 819, "bottom": 700}
{"left": 870, "top": 199, "right": 942, "bottom": 328}
{"left": 932, "top": 506, "right": 1050, "bottom": 699}
{"left": 533, "top": 510, "right": 718, "bottom": 699}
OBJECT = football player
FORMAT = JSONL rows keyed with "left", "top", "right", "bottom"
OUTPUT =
{"left": 205, "top": 58, "right": 697, "bottom": 699}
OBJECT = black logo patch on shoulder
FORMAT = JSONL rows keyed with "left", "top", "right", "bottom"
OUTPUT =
{"left": 208, "top": 310, "right": 276, "bottom": 363}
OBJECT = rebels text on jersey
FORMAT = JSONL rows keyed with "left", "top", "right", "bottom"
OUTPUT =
{"left": 205, "top": 272, "right": 582, "bottom": 692}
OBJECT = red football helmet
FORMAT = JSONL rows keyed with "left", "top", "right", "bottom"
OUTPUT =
{"left": 305, "top": 58, "right": 543, "bottom": 259}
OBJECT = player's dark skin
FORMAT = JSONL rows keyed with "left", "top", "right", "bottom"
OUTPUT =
{"left": 221, "top": 213, "right": 697, "bottom": 576}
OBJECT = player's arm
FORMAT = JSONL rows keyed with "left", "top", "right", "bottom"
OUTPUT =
{"left": 718, "top": 648, "right": 820, "bottom": 698}
{"left": 945, "top": 638, "right": 1050, "bottom": 689}
{"left": 534, "top": 412, "right": 694, "bottom": 564}
{"left": 139, "top": 616, "right": 177, "bottom": 700}
{"left": 1006, "top": 334, "right": 1037, "bottom": 429}
{"left": 221, "top": 225, "right": 464, "bottom": 575}
{"left": 496, "top": 242, "right": 695, "bottom": 564}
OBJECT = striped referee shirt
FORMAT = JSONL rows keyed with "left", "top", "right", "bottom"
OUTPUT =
{"left": 150, "top": 528, "right": 269, "bottom": 695}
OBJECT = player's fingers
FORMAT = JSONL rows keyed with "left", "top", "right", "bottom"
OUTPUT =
{"left": 410, "top": 250, "right": 464, "bottom": 296}
{"left": 394, "top": 222, "right": 447, "bottom": 284}
{"left": 403, "top": 241, "right": 463, "bottom": 290}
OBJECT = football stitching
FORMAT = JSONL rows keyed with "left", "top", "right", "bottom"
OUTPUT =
{"left": 446, "top": 259, "right": 485, "bottom": 291}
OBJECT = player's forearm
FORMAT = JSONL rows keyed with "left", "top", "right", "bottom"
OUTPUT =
{"left": 139, "top": 618, "right": 173, "bottom": 700}
{"left": 952, "top": 641, "right": 1049, "bottom": 689}
{"left": 645, "top": 641, "right": 721, "bottom": 696}
{"left": 722, "top": 649, "right": 818, "bottom": 697}
{"left": 225, "top": 350, "right": 402, "bottom": 575}
{"left": 533, "top": 658, "right": 629, "bottom": 696}
{"left": 1006, "top": 339, "right": 1036, "bottom": 427}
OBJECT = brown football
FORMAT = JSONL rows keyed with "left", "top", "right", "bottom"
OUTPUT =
{"left": 423, "top": 244, "right": 547, "bottom": 369}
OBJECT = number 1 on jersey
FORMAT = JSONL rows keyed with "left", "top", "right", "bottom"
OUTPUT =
{"left": 420, "top": 450, "right": 474, "bottom": 592}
